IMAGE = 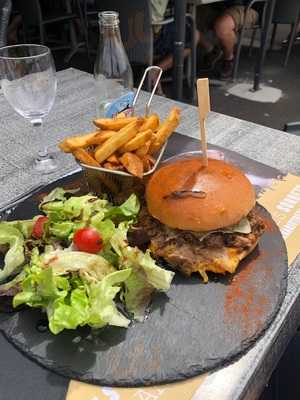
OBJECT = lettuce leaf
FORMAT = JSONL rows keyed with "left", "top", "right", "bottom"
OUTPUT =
{"left": 122, "top": 271, "right": 153, "bottom": 321}
{"left": 91, "top": 218, "right": 116, "bottom": 243}
{"left": 0, "top": 270, "right": 26, "bottom": 296}
{"left": 0, "top": 224, "right": 25, "bottom": 283}
{"left": 120, "top": 248, "right": 174, "bottom": 319}
{"left": 48, "top": 286, "right": 90, "bottom": 334}
{"left": 40, "top": 190, "right": 139, "bottom": 244}
{"left": 111, "top": 223, "right": 174, "bottom": 320}
{"left": 104, "top": 194, "right": 140, "bottom": 221}
{"left": 39, "top": 187, "right": 80, "bottom": 206}
{"left": 13, "top": 264, "right": 67, "bottom": 308}
{"left": 87, "top": 269, "right": 132, "bottom": 329}
{"left": 3, "top": 219, "right": 35, "bottom": 239}
{"left": 13, "top": 256, "right": 132, "bottom": 334}
{"left": 48, "top": 221, "right": 74, "bottom": 239}
{"left": 42, "top": 194, "right": 108, "bottom": 222}
{"left": 42, "top": 250, "right": 116, "bottom": 282}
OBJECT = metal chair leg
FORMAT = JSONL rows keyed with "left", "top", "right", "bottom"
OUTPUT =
{"left": 233, "top": 2, "right": 254, "bottom": 81}
{"left": 233, "top": 24, "right": 246, "bottom": 81}
{"left": 284, "top": 23, "right": 297, "bottom": 67}
{"left": 63, "top": 0, "right": 79, "bottom": 63}
{"left": 186, "top": 50, "right": 192, "bottom": 89}
{"left": 146, "top": 72, "right": 152, "bottom": 93}
{"left": 186, "top": 13, "right": 196, "bottom": 101}
{"left": 270, "top": 23, "right": 277, "bottom": 50}
{"left": 248, "top": 27, "right": 257, "bottom": 56}
{"left": 39, "top": 22, "right": 45, "bottom": 45}
{"left": 75, "top": 0, "right": 90, "bottom": 60}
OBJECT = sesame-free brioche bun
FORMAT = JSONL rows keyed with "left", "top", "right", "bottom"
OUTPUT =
{"left": 145, "top": 157, "right": 256, "bottom": 232}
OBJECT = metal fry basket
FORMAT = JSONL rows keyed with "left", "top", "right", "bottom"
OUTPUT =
{"left": 80, "top": 66, "right": 166, "bottom": 199}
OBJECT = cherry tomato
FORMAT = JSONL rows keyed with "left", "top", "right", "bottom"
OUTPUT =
{"left": 73, "top": 228, "right": 103, "bottom": 253}
{"left": 32, "top": 216, "right": 49, "bottom": 239}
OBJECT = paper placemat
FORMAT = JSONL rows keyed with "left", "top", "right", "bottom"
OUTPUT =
{"left": 67, "top": 375, "right": 207, "bottom": 400}
{"left": 66, "top": 173, "right": 300, "bottom": 400}
{"left": 258, "top": 173, "right": 300, "bottom": 265}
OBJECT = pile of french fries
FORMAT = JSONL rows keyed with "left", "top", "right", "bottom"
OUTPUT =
{"left": 58, "top": 107, "right": 181, "bottom": 178}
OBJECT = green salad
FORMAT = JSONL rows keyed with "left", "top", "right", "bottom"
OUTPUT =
{"left": 0, "top": 188, "right": 174, "bottom": 334}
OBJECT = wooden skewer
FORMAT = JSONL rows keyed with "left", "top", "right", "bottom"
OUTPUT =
{"left": 197, "top": 78, "right": 211, "bottom": 167}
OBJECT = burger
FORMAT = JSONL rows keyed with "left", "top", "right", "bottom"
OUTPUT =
{"left": 137, "top": 157, "right": 265, "bottom": 282}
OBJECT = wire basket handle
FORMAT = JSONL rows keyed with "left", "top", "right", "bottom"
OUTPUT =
{"left": 132, "top": 66, "right": 162, "bottom": 116}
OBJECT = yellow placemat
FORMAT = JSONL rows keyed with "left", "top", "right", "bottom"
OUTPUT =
{"left": 66, "top": 173, "right": 300, "bottom": 400}
{"left": 67, "top": 375, "right": 206, "bottom": 400}
{"left": 258, "top": 173, "right": 300, "bottom": 265}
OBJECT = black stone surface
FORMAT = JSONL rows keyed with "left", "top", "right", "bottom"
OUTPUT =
{"left": 0, "top": 134, "right": 288, "bottom": 387}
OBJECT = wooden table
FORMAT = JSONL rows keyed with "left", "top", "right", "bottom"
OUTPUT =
{"left": 1, "top": 68, "right": 300, "bottom": 400}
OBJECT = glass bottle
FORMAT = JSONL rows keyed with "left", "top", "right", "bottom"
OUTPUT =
{"left": 94, "top": 11, "right": 134, "bottom": 118}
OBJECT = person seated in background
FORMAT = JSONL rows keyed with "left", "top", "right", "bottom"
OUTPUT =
{"left": 151, "top": 0, "right": 201, "bottom": 95}
{"left": 212, "top": 0, "right": 263, "bottom": 80}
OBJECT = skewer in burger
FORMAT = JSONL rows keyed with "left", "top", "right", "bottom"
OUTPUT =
{"left": 138, "top": 157, "right": 265, "bottom": 282}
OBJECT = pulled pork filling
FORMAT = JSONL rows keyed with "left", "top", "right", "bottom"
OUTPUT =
{"left": 130, "top": 207, "right": 265, "bottom": 281}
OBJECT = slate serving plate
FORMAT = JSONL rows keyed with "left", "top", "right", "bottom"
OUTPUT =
{"left": 0, "top": 135, "right": 288, "bottom": 386}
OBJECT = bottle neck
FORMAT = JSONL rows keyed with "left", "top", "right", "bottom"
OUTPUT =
{"left": 98, "top": 11, "right": 121, "bottom": 41}
{"left": 100, "top": 24, "right": 122, "bottom": 41}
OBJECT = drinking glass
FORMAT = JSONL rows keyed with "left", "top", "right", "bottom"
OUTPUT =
{"left": 0, "top": 44, "right": 57, "bottom": 174}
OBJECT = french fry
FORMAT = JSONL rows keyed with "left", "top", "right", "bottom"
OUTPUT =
{"left": 73, "top": 148, "right": 100, "bottom": 168}
{"left": 147, "top": 154, "right": 155, "bottom": 165}
{"left": 59, "top": 131, "right": 101, "bottom": 153}
{"left": 59, "top": 141, "right": 73, "bottom": 153}
{"left": 106, "top": 154, "right": 119, "bottom": 164}
{"left": 103, "top": 162, "right": 124, "bottom": 171}
{"left": 119, "top": 129, "right": 153, "bottom": 154}
{"left": 119, "top": 152, "right": 144, "bottom": 178}
{"left": 93, "top": 116, "right": 139, "bottom": 130}
{"left": 59, "top": 107, "right": 181, "bottom": 178}
{"left": 94, "top": 119, "right": 142, "bottom": 164}
{"left": 149, "top": 107, "right": 180, "bottom": 154}
{"left": 141, "top": 155, "right": 151, "bottom": 172}
{"left": 141, "top": 154, "right": 156, "bottom": 172}
{"left": 139, "top": 114, "right": 159, "bottom": 132}
{"left": 87, "top": 130, "right": 116, "bottom": 145}
{"left": 135, "top": 140, "right": 152, "bottom": 157}
{"left": 116, "top": 112, "right": 126, "bottom": 119}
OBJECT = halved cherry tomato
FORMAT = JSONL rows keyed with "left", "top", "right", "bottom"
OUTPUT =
{"left": 32, "top": 216, "right": 49, "bottom": 239}
{"left": 73, "top": 228, "right": 103, "bottom": 253}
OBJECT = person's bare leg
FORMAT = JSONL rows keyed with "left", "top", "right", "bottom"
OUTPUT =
{"left": 152, "top": 51, "right": 191, "bottom": 96}
{"left": 198, "top": 33, "right": 213, "bottom": 53}
{"left": 152, "top": 31, "right": 200, "bottom": 95}
{"left": 214, "top": 14, "right": 236, "bottom": 60}
{"left": 157, "top": 30, "right": 200, "bottom": 71}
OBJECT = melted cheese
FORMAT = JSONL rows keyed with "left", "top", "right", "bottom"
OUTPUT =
{"left": 194, "top": 248, "right": 241, "bottom": 283}
{"left": 151, "top": 241, "right": 243, "bottom": 283}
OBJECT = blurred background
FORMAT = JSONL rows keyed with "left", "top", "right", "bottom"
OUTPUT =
{"left": 1, "top": 0, "right": 299, "bottom": 133}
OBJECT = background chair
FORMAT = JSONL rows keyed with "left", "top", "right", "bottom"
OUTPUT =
{"left": 15, "top": 0, "right": 88, "bottom": 63}
{"left": 270, "top": 0, "right": 300, "bottom": 67}
{"left": 0, "top": 0, "right": 12, "bottom": 47}
{"left": 233, "top": 0, "right": 269, "bottom": 81}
